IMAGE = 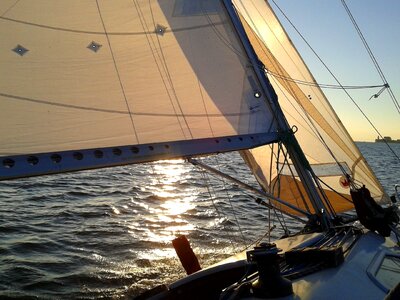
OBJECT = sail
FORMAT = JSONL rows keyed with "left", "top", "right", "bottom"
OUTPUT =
{"left": 0, "top": 0, "right": 280, "bottom": 180}
{"left": 234, "top": 0, "right": 386, "bottom": 213}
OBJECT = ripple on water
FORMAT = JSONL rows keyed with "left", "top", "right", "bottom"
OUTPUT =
{"left": 0, "top": 146, "right": 399, "bottom": 298}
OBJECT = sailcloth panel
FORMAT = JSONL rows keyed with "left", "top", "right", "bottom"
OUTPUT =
{"left": 235, "top": 0, "right": 385, "bottom": 210}
{"left": 0, "top": 0, "right": 278, "bottom": 157}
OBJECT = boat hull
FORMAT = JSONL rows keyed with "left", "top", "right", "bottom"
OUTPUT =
{"left": 142, "top": 230, "right": 400, "bottom": 299}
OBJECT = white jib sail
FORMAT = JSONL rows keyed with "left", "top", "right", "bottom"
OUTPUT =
{"left": 234, "top": 0, "right": 385, "bottom": 213}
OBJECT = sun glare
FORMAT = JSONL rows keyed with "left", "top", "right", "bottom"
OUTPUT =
{"left": 160, "top": 197, "right": 195, "bottom": 216}
{"left": 139, "top": 160, "right": 198, "bottom": 244}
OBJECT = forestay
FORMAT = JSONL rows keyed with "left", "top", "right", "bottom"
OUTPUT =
{"left": 0, "top": 0, "right": 280, "bottom": 179}
{"left": 234, "top": 0, "right": 386, "bottom": 215}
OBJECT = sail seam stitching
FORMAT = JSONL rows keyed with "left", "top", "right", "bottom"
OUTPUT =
{"left": 0, "top": 16, "right": 225, "bottom": 35}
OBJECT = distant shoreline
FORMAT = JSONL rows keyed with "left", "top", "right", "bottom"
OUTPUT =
{"left": 354, "top": 140, "right": 400, "bottom": 143}
{"left": 375, "top": 136, "right": 400, "bottom": 143}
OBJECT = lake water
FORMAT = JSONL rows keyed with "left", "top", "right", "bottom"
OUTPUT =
{"left": 0, "top": 142, "right": 399, "bottom": 299}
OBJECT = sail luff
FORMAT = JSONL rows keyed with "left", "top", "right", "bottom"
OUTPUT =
{"left": 94, "top": 0, "right": 139, "bottom": 143}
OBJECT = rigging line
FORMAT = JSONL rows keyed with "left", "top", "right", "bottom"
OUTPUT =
{"left": 388, "top": 88, "right": 400, "bottom": 113}
{"left": 236, "top": 8, "right": 342, "bottom": 142}
{"left": 94, "top": 0, "right": 139, "bottom": 143}
{"left": 268, "top": 143, "right": 274, "bottom": 193}
{"left": 273, "top": 143, "right": 292, "bottom": 226}
{"left": 202, "top": 3, "right": 248, "bottom": 60}
{"left": 317, "top": 177, "right": 353, "bottom": 204}
{"left": 270, "top": 0, "right": 400, "bottom": 161}
{"left": 256, "top": 7, "right": 350, "bottom": 146}
{"left": 1, "top": 0, "right": 20, "bottom": 17}
{"left": 268, "top": 74, "right": 343, "bottom": 163}
{"left": 288, "top": 122, "right": 341, "bottom": 218}
{"left": 131, "top": 0, "right": 187, "bottom": 139}
{"left": 246, "top": 0, "right": 315, "bottom": 92}
{"left": 226, "top": 186, "right": 248, "bottom": 246}
{"left": 281, "top": 148, "right": 310, "bottom": 211}
{"left": 205, "top": 171, "right": 238, "bottom": 246}
{"left": 189, "top": 158, "right": 310, "bottom": 219}
{"left": 315, "top": 176, "right": 338, "bottom": 218}
{"left": 199, "top": 167, "right": 240, "bottom": 250}
{"left": 266, "top": 70, "right": 387, "bottom": 90}
{"left": 284, "top": 73, "right": 351, "bottom": 180}
{"left": 147, "top": 0, "right": 194, "bottom": 139}
{"left": 242, "top": 225, "right": 277, "bottom": 251}
{"left": 267, "top": 162, "right": 290, "bottom": 235}
{"left": 268, "top": 143, "right": 275, "bottom": 242}
{"left": 272, "top": 205, "right": 288, "bottom": 236}
{"left": 232, "top": 186, "right": 302, "bottom": 238}
{"left": 188, "top": 0, "right": 217, "bottom": 132}
{"left": 278, "top": 139, "right": 336, "bottom": 221}
{"left": 235, "top": 2, "right": 314, "bottom": 131}
{"left": 343, "top": 1, "right": 382, "bottom": 80}
{"left": 268, "top": 144, "right": 274, "bottom": 241}
{"left": 237, "top": 189, "right": 295, "bottom": 239}
{"left": 197, "top": 80, "right": 215, "bottom": 137}
{"left": 279, "top": 144, "right": 312, "bottom": 214}
{"left": 341, "top": 0, "right": 400, "bottom": 113}
{"left": 237, "top": 176, "right": 290, "bottom": 238}
{"left": 369, "top": 84, "right": 389, "bottom": 100}
{"left": 214, "top": 0, "right": 282, "bottom": 105}
{"left": 231, "top": 4, "right": 285, "bottom": 128}
{"left": 197, "top": 3, "right": 247, "bottom": 136}
{"left": 268, "top": 188, "right": 290, "bottom": 235}
{"left": 267, "top": 55, "right": 350, "bottom": 176}
{"left": 275, "top": 59, "right": 389, "bottom": 194}
{"left": 268, "top": 85, "right": 349, "bottom": 178}
{"left": 202, "top": 170, "right": 239, "bottom": 248}
{"left": 271, "top": 145, "right": 304, "bottom": 233}
{"left": 205, "top": 3, "right": 277, "bottom": 123}
{"left": 213, "top": 156, "right": 247, "bottom": 245}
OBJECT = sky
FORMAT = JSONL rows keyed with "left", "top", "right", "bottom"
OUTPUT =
{"left": 272, "top": 0, "right": 399, "bottom": 141}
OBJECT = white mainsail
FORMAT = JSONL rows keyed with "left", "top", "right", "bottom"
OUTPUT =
{"left": 234, "top": 0, "right": 386, "bottom": 214}
{"left": 0, "top": 1, "right": 280, "bottom": 179}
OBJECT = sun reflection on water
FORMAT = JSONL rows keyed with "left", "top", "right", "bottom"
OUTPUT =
{"left": 140, "top": 160, "right": 198, "bottom": 246}
{"left": 160, "top": 197, "right": 195, "bottom": 216}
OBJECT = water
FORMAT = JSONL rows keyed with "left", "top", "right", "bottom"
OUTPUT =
{"left": 0, "top": 143, "right": 399, "bottom": 299}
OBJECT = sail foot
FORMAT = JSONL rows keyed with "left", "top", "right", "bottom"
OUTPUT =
{"left": 0, "top": 132, "right": 278, "bottom": 181}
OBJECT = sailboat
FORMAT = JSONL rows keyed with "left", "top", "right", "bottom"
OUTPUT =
{"left": 1, "top": 0, "right": 399, "bottom": 299}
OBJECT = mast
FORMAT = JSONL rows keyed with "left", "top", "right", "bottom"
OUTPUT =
{"left": 223, "top": 0, "right": 331, "bottom": 228}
